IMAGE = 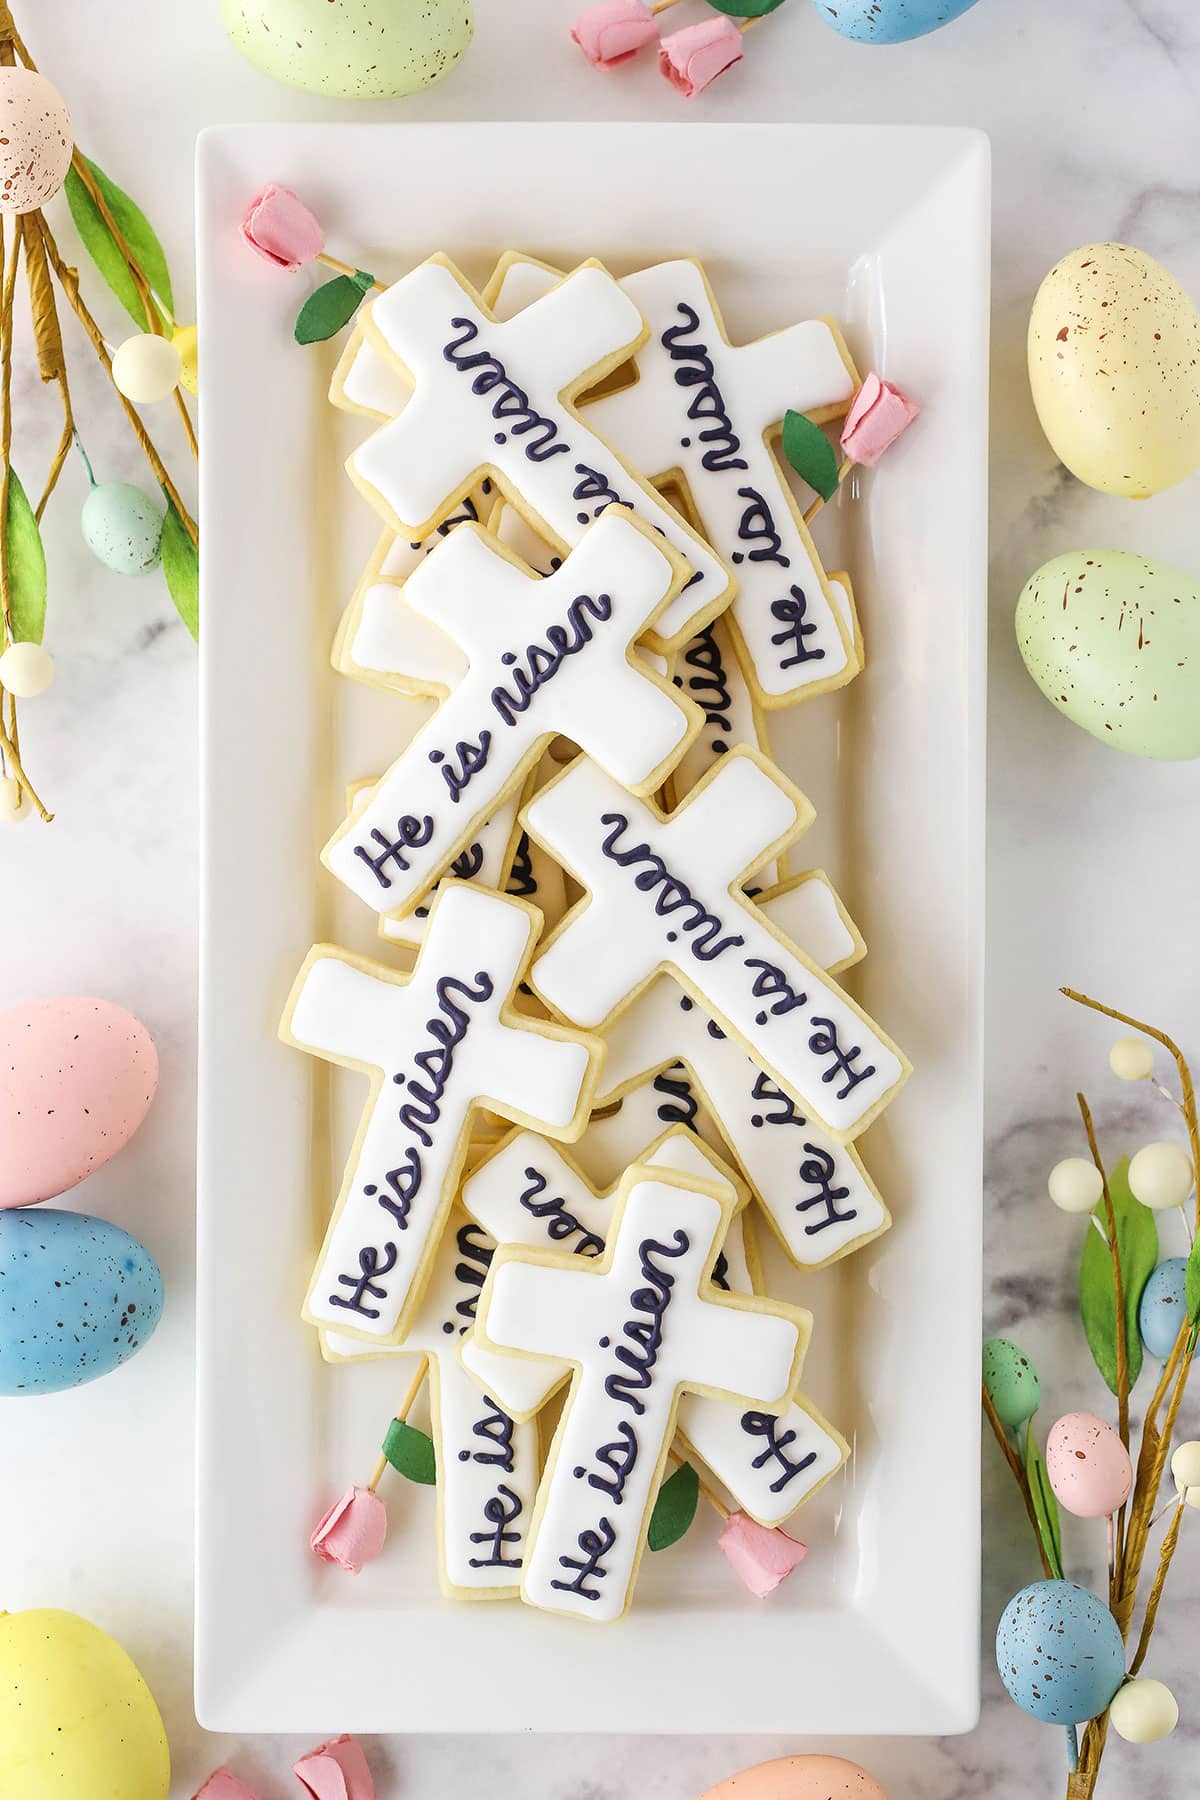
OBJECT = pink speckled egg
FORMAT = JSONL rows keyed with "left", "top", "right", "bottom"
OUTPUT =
{"left": 0, "top": 996, "right": 158, "bottom": 1207}
{"left": 0, "top": 68, "right": 73, "bottom": 215}
{"left": 1045, "top": 1411, "right": 1133, "bottom": 1519}
{"left": 699, "top": 1756, "right": 887, "bottom": 1800}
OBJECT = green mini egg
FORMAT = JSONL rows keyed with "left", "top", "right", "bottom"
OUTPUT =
{"left": 81, "top": 482, "right": 165, "bottom": 577}
{"left": 983, "top": 1337, "right": 1040, "bottom": 1428}
{"left": 1017, "top": 548, "right": 1200, "bottom": 759}
{"left": 221, "top": 0, "right": 474, "bottom": 98}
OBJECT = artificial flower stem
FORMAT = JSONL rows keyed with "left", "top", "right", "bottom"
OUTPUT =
{"left": 802, "top": 455, "right": 853, "bottom": 527}
{"left": 981, "top": 1384, "right": 1054, "bottom": 1579}
{"left": 367, "top": 1356, "right": 429, "bottom": 1492}
{"left": 1065, "top": 1726, "right": 1079, "bottom": 1776}
{"left": 650, "top": 0, "right": 680, "bottom": 11}
{"left": 316, "top": 251, "right": 384, "bottom": 293}
{"left": 1077, "top": 1090, "right": 1129, "bottom": 1449}
{"left": 68, "top": 150, "right": 168, "bottom": 337}
{"left": 1176, "top": 1203, "right": 1194, "bottom": 1247}
{"left": 74, "top": 433, "right": 98, "bottom": 490}
{"left": 1129, "top": 1498, "right": 1185, "bottom": 1676}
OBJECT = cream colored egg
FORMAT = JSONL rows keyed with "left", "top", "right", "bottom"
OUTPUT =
{"left": 1029, "top": 243, "right": 1200, "bottom": 498}
{"left": 0, "top": 68, "right": 72, "bottom": 214}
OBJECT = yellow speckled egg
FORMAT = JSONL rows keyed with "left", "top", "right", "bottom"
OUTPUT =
{"left": 220, "top": 0, "right": 474, "bottom": 99}
{"left": 1029, "top": 243, "right": 1200, "bottom": 498}
{"left": 1016, "top": 548, "right": 1200, "bottom": 759}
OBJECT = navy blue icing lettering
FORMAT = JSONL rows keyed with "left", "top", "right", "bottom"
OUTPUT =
{"left": 678, "top": 625, "right": 733, "bottom": 741}
{"left": 505, "top": 830, "right": 537, "bottom": 898}
{"left": 467, "top": 1482, "right": 524, "bottom": 1569}
{"left": 574, "top": 1419, "right": 638, "bottom": 1505}
{"left": 741, "top": 1410, "right": 818, "bottom": 1492}
{"left": 414, "top": 840, "right": 485, "bottom": 922}
{"left": 745, "top": 957, "right": 808, "bottom": 1025}
{"left": 329, "top": 1242, "right": 398, "bottom": 1318}
{"left": 711, "top": 1248, "right": 731, "bottom": 1293}
{"left": 550, "top": 1517, "right": 616, "bottom": 1600}
{"left": 459, "top": 1396, "right": 516, "bottom": 1472}
{"left": 795, "top": 1144, "right": 858, "bottom": 1236}
{"left": 770, "top": 585, "right": 825, "bottom": 670}
{"left": 364, "top": 1159, "right": 419, "bottom": 1232}
{"left": 446, "top": 1220, "right": 494, "bottom": 1334}
{"left": 732, "top": 485, "right": 790, "bottom": 569}
{"left": 599, "top": 812, "right": 745, "bottom": 964}
{"left": 807, "top": 1015, "right": 877, "bottom": 1100}
{"left": 748, "top": 1070, "right": 805, "bottom": 1129}
{"left": 393, "top": 970, "right": 495, "bottom": 1151}
{"left": 572, "top": 461, "right": 622, "bottom": 522}
{"left": 443, "top": 317, "right": 569, "bottom": 463}
{"left": 603, "top": 1230, "right": 690, "bottom": 1416}
{"left": 428, "top": 732, "right": 492, "bottom": 805}
{"left": 352, "top": 813, "right": 435, "bottom": 891}
{"left": 660, "top": 303, "right": 749, "bottom": 474}
{"left": 518, "top": 1166, "right": 606, "bottom": 1257}
{"left": 652, "top": 1063, "right": 699, "bottom": 1132}
{"left": 490, "top": 592, "right": 614, "bottom": 727}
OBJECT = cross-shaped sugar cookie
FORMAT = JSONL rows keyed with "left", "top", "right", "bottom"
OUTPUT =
{"left": 281, "top": 882, "right": 602, "bottom": 1343}
{"left": 523, "top": 749, "right": 909, "bottom": 1138}
{"left": 323, "top": 511, "right": 703, "bottom": 918}
{"left": 347, "top": 255, "right": 734, "bottom": 651}
{"left": 323, "top": 1209, "right": 539, "bottom": 1599}
{"left": 473, "top": 1165, "right": 809, "bottom": 1621}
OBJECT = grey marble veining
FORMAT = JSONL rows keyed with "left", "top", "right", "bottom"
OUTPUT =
{"left": 4, "top": 1, "right": 1200, "bottom": 1794}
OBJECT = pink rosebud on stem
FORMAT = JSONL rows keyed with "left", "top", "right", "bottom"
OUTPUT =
{"left": 717, "top": 1511, "right": 808, "bottom": 1596}
{"left": 190, "top": 1772, "right": 261, "bottom": 1800}
{"left": 572, "top": 0, "right": 660, "bottom": 66}
{"left": 310, "top": 1485, "right": 387, "bottom": 1574}
{"left": 659, "top": 16, "right": 744, "bottom": 97}
{"left": 241, "top": 184, "right": 325, "bottom": 273}
{"left": 840, "top": 373, "right": 920, "bottom": 467}
{"left": 294, "top": 1735, "right": 377, "bottom": 1800}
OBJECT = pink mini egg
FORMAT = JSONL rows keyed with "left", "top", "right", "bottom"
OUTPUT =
{"left": 1045, "top": 1411, "right": 1133, "bottom": 1518}
{"left": 699, "top": 1755, "right": 887, "bottom": 1800}
{"left": 0, "top": 67, "right": 73, "bottom": 215}
{"left": 0, "top": 995, "right": 158, "bottom": 1207}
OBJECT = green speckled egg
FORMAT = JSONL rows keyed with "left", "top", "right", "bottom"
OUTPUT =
{"left": 983, "top": 1337, "right": 1040, "bottom": 1428}
{"left": 80, "top": 482, "right": 165, "bottom": 577}
{"left": 220, "top": 0, "right": 474, "bottom": 99}
{"left": 1016, "top": 548, "right": 1200, "bottom": 759}
{"left": 1028, "top": 243, "right": 1200, "bottom": 498}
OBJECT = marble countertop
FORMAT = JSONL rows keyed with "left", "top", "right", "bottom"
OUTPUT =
{"left": 4, "top": 1, "right": 1200, "bottom": 1794}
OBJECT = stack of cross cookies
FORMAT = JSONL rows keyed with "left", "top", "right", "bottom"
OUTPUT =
{"left": 282, "top": 250, "right": 913, "bottom": 1624}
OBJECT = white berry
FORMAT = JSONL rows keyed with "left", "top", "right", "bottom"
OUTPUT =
{"left": 0, "top": 773, "right": 30, "bottom": 821}
{"left": 111, "top": 332, "right": 182, "bottom": 404}
{"left": 1109, "top": 1036, "right": 1154, "bottom": 1081}
{"left": 0, "top": 640, "right": 53, "bottom": 697}
{"left": 1109, "top": 1677, "right": 1178, "bottom": 1743}
{"left": 1171, "top": 1441, "right": 1200, "bottom": 1491}
{"left": 1128, "top": 1141, "right": 1193, "bottom": 1212}
{"left": 1048, "top": 1156, "right": 1103, "bottom": 1214}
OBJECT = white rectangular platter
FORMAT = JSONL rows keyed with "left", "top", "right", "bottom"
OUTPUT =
{"left": 196, "top": 121, "right": 988, "bottom": 1736}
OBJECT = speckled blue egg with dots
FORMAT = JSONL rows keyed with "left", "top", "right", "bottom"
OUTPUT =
{"left": 80, "top": 481, "right": 165, "bottom": 577}
{"left": 1139, "top": 1257, "right": 1189, "bottom": 1360}
{"left": 811, "top": 0, "right": 982, "bottom": 43}
{"left": 0, "top": 1207, "right": 163, "bottom": 1395}
{"left": 997, "top": 1581, "right": 1125, "bottom": 1726}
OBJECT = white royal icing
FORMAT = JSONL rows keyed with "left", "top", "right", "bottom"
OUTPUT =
{"left": 349, "top": 258, "right": 732, "bottom": 647}
{"left": 380, "top": 793, "right": 520, "bottom": 952}
{"left": 572, "top": 1068, "right": 726, "bottom": 1190}
{"left": 323, "top": 513, "right": 700, "bottom": 917}
{"left": 525, "top": 750, "right": 908, "bottom": 1138}
{"left": 669, "top": 613, "right": 769, "bottom": 811}
{"left": 323, "top": 1210, "right": 538, "bottom": 1597}
{"left": 332, "top": 319, "right": 413, "bottom": 420}
{"left": 755, "top": 871, "right": 864, "bottom": 976}
{"left": 284, "top": 883, "right": 597, "bottom": 1342}
{"left": 475, "top": 1170, "right": 807, "bottom": 1621}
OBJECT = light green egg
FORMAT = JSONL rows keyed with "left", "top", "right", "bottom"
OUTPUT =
{"left": 220, "top": 0, "right": 474, "bottom": 98}
{"left": 1017, "top": 548, "right": 1200, "bottom": 760}
{"left": 983, "top": 1337, "right": 1040, "bottom": 1428}
{"left": 81, "top": 482, "right": 165, "bottom": 577}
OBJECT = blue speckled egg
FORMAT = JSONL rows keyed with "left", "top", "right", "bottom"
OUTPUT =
{"left": 1139, "top": 1256, "right": 1189, "bottom": 1359}
{"left": 0, "top": 1207, "right": 163, "bottom": 1395}
{"left": 80, "top": 482, "right": 165, "bottom": 577}
{"left": 810, "top": 0, "right": 982, "bottom": 43}
{"left": 997, "top": 1581, "right": 1125, "bottom": 1726}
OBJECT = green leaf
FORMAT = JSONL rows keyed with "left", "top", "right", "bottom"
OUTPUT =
{"left": 1024, "top": 1423, "right": 1064, "bottom": 1579}
{"left": 64, "top": 156, "right": 173, "bottom": 329}
{"left": 159, "top": 501, "right": 198, "bottom": 641}
{"left": 5, "top": 470, "right": 47, "bottom": 644}
{"left": 648, "top": 1461, "right": 699, "bottom": 1552}
{"left": 1185, "top": 1230, "right": 1200, "bottom": 1326}
{"left": 294, "top": 272, "right": 375, "bottom": 347}
{"left": 708, "top": 0, "right": 787, "bottom": 13}
{"left": 1080, "top": 1157, "right": 1158, "bottom": 1396}
{"left": 781, "top": 408, "right": 840, "bottom": 501}
{"left": 382, "top": 1418, "right": 436, "bottom": 1486}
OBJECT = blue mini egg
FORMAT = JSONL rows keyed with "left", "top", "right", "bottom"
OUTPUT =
{"left": 0, "top": 1208, "right": 163, "bottom": 1395}
{"left": 80, "top": 481, "right": 165, "bottom": 577}
{"left": 1139, "top": 1257, "right": 1189, "bottom": 1360}
{"left": 811, "top": 0, "right": 982, "bottom": 43}
{"left": 997, "top": 1581, "right": 1125, "bottom": 1725}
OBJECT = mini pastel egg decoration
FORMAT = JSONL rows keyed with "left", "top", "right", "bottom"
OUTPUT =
{"left": 1015, "top": 549, "right": 1200, "bottom": 760}
{"left": 1109, "top": 1676, "right": 1179, "bottom": 1744}
{"left": 0, "top": 994, "right": 159, "bottom": 1208}
{"left": 982, "top": 1337, "right": 1040, "bottom": 1428}
{"left": 80, "top": 481, "right": 166, "bottom": 576}
{"left": 0, "top": 1207, "right": 164, "bottom": 1395}
{"left": 0, "top": 1608, "right": 170, "bottom": 1800}
{"left": 0, "top": 66, "right": 73, "bottom": 215}
{"left": 997, "top": 1580, "right": 1125, "bottom": 1726}
{"left": 1138, "top": 1256, "right": 1188, "bottom": 1358}
{"left": 698, "top": 1754, "right": 887, "bottom": 1800}
{"left": 220, "top": 0, "right": 475, "bottom": 98}
{"left": 1028, "top": 243, "right": 1200, "bottom": 499}
{"left": 809, "top": 0, "right": 981, "bottom": 42}
{"left": 1044, "top": 1412, "right": 1133, "bottom": 1519}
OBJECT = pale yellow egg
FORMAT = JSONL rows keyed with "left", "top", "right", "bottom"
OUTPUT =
{"left": 173, "top": 322, "right": 198, "bottom": 396}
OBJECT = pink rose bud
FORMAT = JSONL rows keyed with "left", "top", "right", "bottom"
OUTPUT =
{"left": 294, "top": 1735, "right": 376, "bottom": 1800}
{"left": 572, "top": 0, "right": 660, "bottom": 66}
{"left": 840, "top": 372, "right": 920, "bottom": 467}
{"left": 241, "top": 184, "right": 325, "bottom": 273}
{"left": 310, "top": 1485, "right": 387, "bottom": 1574}
{"left": 717, "top": 1511, "right": 808, "bottom": 1597}
{"left": 191, "top": 1772, "right": 261, "bottom": 1800}
{"left": 659, "top": 16, "right": 744, "bottom": 97}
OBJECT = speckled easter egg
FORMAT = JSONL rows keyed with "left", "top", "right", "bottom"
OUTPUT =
{"left": 0, "top": 1207, "right": 163, "bottom": 1394}
{"left": 1045, "top": 1412, "right": 1133, "bottom": 1518}
{"left": 982, "top": 1337, "right": 1040, "bottom": 1428}
{"left": 220, "top": 0, "right": 474, "bottom": 98}
{"left": 0, "top": 995, "right": 158, "bottom": 1207}
{"left": 997, "top": 1581, "right": 1125, "bottom": 1725}
{"left": 0, "top": 1609, "right": 170, "bottom": 1800}
{"left": 809, "top": 0, "right": 980, "bottom": 42}
{"left": 1016, "top": 549, "right": 1200, "bottom": 759}
{"left": 699, "top": 1755, "right": 887, "bottom": 1800}
{"left": 0, "top": 68, "right": 73, "bottom": 214}
{"left": 1139, "top": 1256, "right": 1189, "bottom": 1359}
{"left": 80, "top": 482, "right": 165, "bottom": 576}
{"left": 1029, "top": 243, "right": 1200, "bottom": 497}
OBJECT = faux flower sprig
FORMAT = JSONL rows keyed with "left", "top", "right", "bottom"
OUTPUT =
{"left": 193, "top": 1734, "right": 376, "bottom": 1800}
{"left": 0, "top": 0, "right": 199, "bottom": 826}
{"left": 983, "top": 988, "right": 1200, "bottom": 1797}
{"left": 572, "top": 0, "right": 787, "bottom": 98}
